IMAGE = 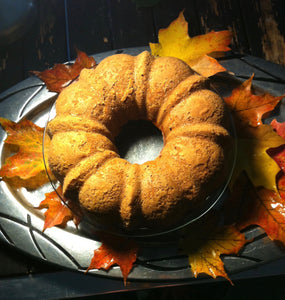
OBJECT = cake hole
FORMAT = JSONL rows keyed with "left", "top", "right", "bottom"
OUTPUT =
{"left": 115, "top": 120, "right": 164, "bottom": 164}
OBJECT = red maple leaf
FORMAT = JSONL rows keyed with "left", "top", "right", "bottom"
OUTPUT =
{"left": 271, "top": 119, "right": 285, "bottom": 138}
{"left": 31, "top": 49, "right": 96, "bottom": 93}
{"left": 86, "top": 232, "right": 139, "bottom": 285}
{"left": 268, "top": 119, "right": 285, "bottom": 172}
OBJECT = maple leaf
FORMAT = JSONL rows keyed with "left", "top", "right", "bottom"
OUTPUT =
{"left": 31, "top": 49, "right": 96, "bottom": 93}
{"left": 232, "top": 124, "right": 285, "bottom": 192}
{"left": 224, "top": 75, "right": 285, "bottom": 127}
{"left": 271, "top": 119, "right": 285, "bottom": 139}
{"left": 149, "top": 11, "right": 232, "bottom": 77}
{"left": 222, "top": 163, "right": 285, "bottom": 248}
{"left": 86, "top": 232, "right": 138, "bottom": 285}
{"left": 188, "top": 55, "right": 227, "bottom": 78}
{"left": 0, "top": 118, "right": 53, "bottom": 190}
{"left": 223, "top": 75, "right": 285, "bottom": 191}
{"left": 267, "top": 119, "right": 285, "bottom": 172}
{"left": 267, "top": 145, "right": 285, "bottom": 173}
{"left": 236, "top": 185, "right": 285, "bottom": 246}
{"left": 36, "top": 186, "right": 81, "bottom": 231}
{"left": 180, "top": 216, "right": 247, "bottom": 285}
{"left": 277, "top": 173, "right": 285, "bottom": 199}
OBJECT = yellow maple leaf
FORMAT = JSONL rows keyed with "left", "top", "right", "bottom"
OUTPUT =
{"left": 223, "top": 74, "right": 285, "bottom": 192}
{"left": 180, "top": 219, "right": 247, "bottom": 284}
{"left": 149, "top": 11, "right": 232, "bottom": 77}
{"left": 232, "top": 124, "right": 285, "bottom": 192}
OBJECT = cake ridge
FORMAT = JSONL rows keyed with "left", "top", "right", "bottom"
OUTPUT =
{"left": 47, "top": 115, "right": 113, "bottom": 141}
{"left": 156, "top": 75, "right": 209, "bottom": 127}
{"left": 145, "top": 56, "right": 193, "bottom": 122}
{"left": 47, "top": 51, "right": 232, "bottom": 231}
{"left": 133, "top": 51, "right": 153, "bottom": 119}
{"left": 120, "top": 163, "right": 142, "bottom": 228}
{"left": 63, "top": 150, "right": 119, "bottom": 199}
{"left": 165, "top": 123, "right": 230, "bottom": 144}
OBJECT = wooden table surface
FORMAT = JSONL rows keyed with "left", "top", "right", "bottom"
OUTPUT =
{"left": 0, "top": 0, "right": 285, "bottom": 298}
{"left": 1, "top": 0, "right": 285, "bottom": 94}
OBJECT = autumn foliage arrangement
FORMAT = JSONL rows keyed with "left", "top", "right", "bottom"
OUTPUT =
{"left": 1, "top": 11, "right": 285, "bottom": 285}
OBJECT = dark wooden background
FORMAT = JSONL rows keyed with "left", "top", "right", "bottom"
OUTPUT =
{"left": 1, "top": 0, "right": 285, "bottom": 94}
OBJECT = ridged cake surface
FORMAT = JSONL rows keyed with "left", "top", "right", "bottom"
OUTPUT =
{"left": 47, "top": 51, "right": 231, "bottom": 230}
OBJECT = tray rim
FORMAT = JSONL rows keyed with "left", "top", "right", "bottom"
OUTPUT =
{"left": 1, "top": 46, "right": 285, "bottom": 283}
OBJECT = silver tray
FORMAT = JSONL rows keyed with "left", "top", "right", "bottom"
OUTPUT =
{"left": 1, "top": 47, "right": 285, "bottom": 283}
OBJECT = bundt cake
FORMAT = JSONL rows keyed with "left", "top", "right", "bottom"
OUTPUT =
{"left": 47, "top": 51, "right": 232, "bottom": 231}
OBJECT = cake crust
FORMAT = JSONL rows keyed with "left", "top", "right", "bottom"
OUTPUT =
{"left": 47, "top": 51, "right": 232, "bottom": 230}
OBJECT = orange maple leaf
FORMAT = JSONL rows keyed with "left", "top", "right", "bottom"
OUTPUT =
{"left": 224, "top": 74, "right": 285, "bottom": 128}
{"left": 180, "top": 216, "right": 247, "bottom": 285}
{"left": 86, "top": 232, "right": 139, "bottom": 285}
{"left": 188, "top": 55, "right": 227, "bottom": 78}
{"left": 149, "top": 11, "right": 232, "bottom": 77}
{"left": 236, "top": 184, "right": 285, "bottom": 245}
{"left": 0, "top": 117, "right": 52, "bottom": 189}
{"left": 223, "top": 75, "right": 285, "bottom": 191}
{"left": 36, "top": 187, "right": 81, "bottom": 231}
{"left": 32, "top": 49, "right": 96, "bottom": 93}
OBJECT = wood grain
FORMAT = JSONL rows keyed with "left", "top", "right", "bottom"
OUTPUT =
{"left": 0, "top": 0, "right": 285, "bottom": 94}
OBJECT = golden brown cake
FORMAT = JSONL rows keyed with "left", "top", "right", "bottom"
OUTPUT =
{"left": 47, "top": 51, "right": 232, "bottom": 231}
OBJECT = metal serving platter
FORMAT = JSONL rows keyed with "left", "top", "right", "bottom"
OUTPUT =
{"left": 1, "top": 47, "right": 285, "bottom": 282}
